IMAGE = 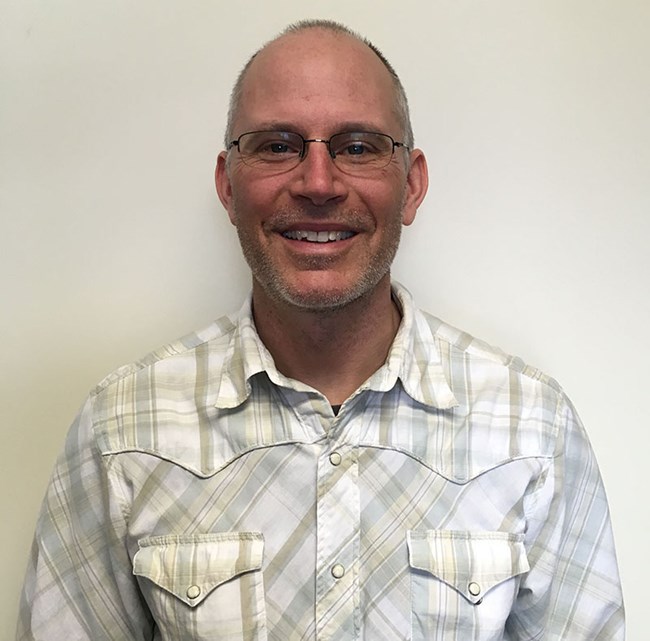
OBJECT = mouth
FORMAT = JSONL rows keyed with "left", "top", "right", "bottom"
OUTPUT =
{"left": 281, "top": 230, "right": 356, "bottom": 243}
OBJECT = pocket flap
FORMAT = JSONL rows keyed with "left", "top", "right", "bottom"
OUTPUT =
{"left": 133, "top": 532, "right": 264, "bottom": 607}
{"left": 407, "top": 530, "right": 529, "bottom": 604}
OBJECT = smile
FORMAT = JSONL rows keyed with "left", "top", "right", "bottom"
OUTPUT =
{"left": 281, "top": 230, "right": 356, "bottom": 243}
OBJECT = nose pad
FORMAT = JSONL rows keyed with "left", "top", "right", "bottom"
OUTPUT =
{"left": 325, "top": 143, "right": 336, "bottom": 161}
{"left": 291, "top": 140, "right": 346, "bottom": 204}
{"left": 300, "top": 141, "right": 338, "bottom": 174}
{"left": 303, "top": 139, "right": 335, "bottom": 161}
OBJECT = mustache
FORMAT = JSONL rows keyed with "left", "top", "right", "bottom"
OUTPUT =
{"left": 265, "top": 206, "right": 373, "bottom": 231}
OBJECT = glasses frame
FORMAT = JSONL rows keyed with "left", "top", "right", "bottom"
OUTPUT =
{"left": 227, "top": 130, "right": 410, "bottom": 173}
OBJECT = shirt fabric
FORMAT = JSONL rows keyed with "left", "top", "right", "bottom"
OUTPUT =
{"left": 17, "top": 283, "right": 624, "bottom": 640}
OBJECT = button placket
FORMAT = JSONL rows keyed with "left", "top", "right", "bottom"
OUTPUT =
{"left": 315, "top": 442, "right": 360, "bottom": 639}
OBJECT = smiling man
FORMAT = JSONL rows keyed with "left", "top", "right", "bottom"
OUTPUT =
{"left": 18, "top": 19, "right": 624, "bottom": 641}
{"left": 215, "top": 24, "right": 426, "bottom": 406}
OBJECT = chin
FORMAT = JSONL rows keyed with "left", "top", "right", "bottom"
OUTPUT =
{"left": 264, "top": 271, "right": 388, "bottom": 312}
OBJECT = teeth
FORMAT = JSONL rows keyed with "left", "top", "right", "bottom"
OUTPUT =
{"left": 282, "top": 230, "right": 355, "bottom": 243}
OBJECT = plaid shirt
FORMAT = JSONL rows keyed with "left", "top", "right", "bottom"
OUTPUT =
{"left": 18, "top": 283, "right": 624, "bottom": 640}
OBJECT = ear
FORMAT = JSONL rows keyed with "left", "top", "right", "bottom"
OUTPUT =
{"left": 401, "top": 149, "right": 429, "bottom": 226}
{"left": 215, "top": 151, "right": 237, "bottom": 225}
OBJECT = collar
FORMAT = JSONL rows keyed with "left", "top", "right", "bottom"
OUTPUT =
{"left": 363, "top": 282, "right": 458, "bottom": 409}
{"left": 214, "top": 282, "right": 458, "bottom": 411}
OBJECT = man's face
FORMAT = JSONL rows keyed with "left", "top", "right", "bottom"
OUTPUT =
{"left": 216, "top": 29, "right": 427, "bottom": 311}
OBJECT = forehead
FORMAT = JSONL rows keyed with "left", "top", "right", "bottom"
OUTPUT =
{"left": 234, "top": 30, "right": 400, "bottom": 136}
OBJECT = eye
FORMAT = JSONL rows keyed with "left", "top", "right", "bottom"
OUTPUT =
{"left": 262, "top": 142, "right": 293, "bottom": 154}
{"left": 256, "top": 138, "right": 301, "bottom": 156}
{"left": 347, "top": 142, "right": 374, "bottom": 156}
{"left": 239, "top": 132, "right": 303, "bottom": 162}
{"left": 331, "top": 133, "right": 385, "bottom": 161}
{"left": 335, "top": 139, "right": 378, "bottom": 157}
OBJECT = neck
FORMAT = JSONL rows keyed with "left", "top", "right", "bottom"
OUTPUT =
{"left": 251, "top": 276, "right": 401, "bottom": 405}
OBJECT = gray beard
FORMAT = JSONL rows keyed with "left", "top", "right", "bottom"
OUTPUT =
{"left": 234, "top": 205, "right": 403, "bottom": 312}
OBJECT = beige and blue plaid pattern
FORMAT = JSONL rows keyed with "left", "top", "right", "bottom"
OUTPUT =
{"left": 18, "top": 283, "right": 624, "bottom": 640}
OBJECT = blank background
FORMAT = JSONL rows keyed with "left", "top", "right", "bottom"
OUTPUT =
{"left": 2, "top": 1, "right": 648, "bottom": 638}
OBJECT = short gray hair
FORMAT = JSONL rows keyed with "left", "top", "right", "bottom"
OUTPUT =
{"left": 224, "top": 19, "right": 414, "bottom": 149}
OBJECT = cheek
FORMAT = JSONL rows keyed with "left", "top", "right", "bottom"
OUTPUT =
{"left": 230, "top": 176, "right": 286, "bottom": 218}
{"left": 368, "top": 187, "right": 408, "bottom": 228}
{"left": 360, "top": 169, "right": 407, "bottom": 206}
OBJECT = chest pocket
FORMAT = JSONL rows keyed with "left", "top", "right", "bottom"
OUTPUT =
{"left": 407, "top": 530, "right": 529, "bottom": 640}
{"left": 133, "top": 532, "right": 267, "bottom": 641}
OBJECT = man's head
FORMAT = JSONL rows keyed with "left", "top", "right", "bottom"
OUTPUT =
{"left": 216, "top": 20, "right": 428, "bottom": 312}
{"left": 224, "top": 20, "right": 415, "bottom": 151}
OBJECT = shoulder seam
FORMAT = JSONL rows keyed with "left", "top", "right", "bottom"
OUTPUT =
{"left": 90, "top": 316, "right": 238, "bottom": 397}
{"left": 424, "top": 311, "right": 564, "bottom": 395}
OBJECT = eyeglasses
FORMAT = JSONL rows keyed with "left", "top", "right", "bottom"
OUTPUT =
{"left": 227, "top": 131, "right": 409, "bottom": 174}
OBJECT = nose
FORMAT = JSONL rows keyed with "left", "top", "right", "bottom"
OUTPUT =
{"left": 288, "top": 140, "right": 348, "bottom": 206}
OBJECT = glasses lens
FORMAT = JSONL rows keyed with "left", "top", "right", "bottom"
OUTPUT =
{"left": 329, "top": 132, "right": 395, "bottom": 170}
{"left": 233, "top": 131, "right": 400, "bottom": 173}
{"left": 237, "top": 131, "right": 303, "bottom": 167}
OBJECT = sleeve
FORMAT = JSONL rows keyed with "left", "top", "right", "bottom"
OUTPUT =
{"left": 16, "top": 396, "right": 154, "bottom": 641}
{"left": 507, "top": 393, "right": 625, "bottom": 640}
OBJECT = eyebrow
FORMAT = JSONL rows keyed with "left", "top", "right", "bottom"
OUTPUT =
{"left": 241, "top": 121, "right": 386, "bottom": 136}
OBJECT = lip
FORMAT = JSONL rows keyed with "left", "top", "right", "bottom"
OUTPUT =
{"left": 277, "top": 222, "right": 357, "bottom": 233}
{"left": 282, "top": 229, "right": 356, "bottom": 242}
{"left": 272, "top": 218, "right": 358, "bottom": 245}
{"left": 274, "top": 225, "right": 359, "bottom": 254}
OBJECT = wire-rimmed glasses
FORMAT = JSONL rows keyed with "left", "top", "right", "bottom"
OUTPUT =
{"left": 227, "top": 131, "right": 409, "bottom": 174}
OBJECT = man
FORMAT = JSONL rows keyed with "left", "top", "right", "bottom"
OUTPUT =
{"left": 18, "top": 19, "right": 624, "bottom": 641}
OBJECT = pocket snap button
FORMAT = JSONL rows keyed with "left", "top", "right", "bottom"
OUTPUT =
{"left": 468, "top": 582, "right": 481, "bottom": 597}
{"left": 186, "top": 585, "right": 201, "bottom": 599}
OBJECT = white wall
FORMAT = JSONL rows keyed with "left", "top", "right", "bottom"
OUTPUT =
{"left": 2, "top": 1, "right": 647, "bottom": 638}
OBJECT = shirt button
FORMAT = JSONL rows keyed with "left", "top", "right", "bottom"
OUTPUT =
{"left": 468, "top": 582, "right": 481, "bottom": 597}
{"left": 331, "top": 563, "right": 345, "bottom": 579}
{"left": 329, "top": 451, "right": 342, "bottom": 466}
{"left": 186, "top": 585, "right": 201, "bottom": 599}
